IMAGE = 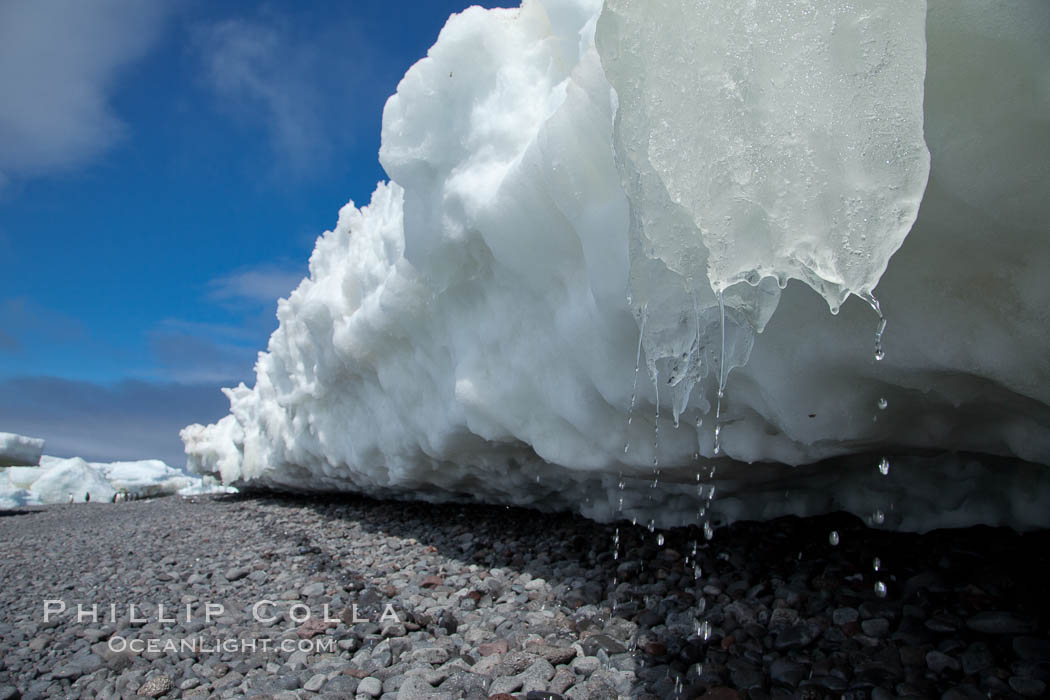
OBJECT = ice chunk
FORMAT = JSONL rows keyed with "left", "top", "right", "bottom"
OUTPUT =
{"left": 30, "top": 457, "right": 115, "bottom": 504}
{"left": 0, "top": 432, "right": 45, "bottom": 466}
{"left": 91, "top": 459, "right": 198, "bottom": 498}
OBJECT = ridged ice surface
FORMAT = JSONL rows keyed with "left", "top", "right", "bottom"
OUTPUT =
{"left": 182, "top": 0, "right": 1050, "bottom": 531}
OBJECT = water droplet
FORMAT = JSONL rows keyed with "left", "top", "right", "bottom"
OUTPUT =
{"left": 618, "top": 480, "right": 625, "bottom": 490}
{"left": 613, "top": 550, "right": 619, "bottom": 560}
{"left": 872, "top": 557, "right": 881, "bottom": 572}
{"left": 874, "top": 581, "right": 887, "bottom": 598}
{"left": 623, "top": 442, "right": 630, "bottom": 454}
{"left": 699, "top": 620, "right": 712, "bottom": 641}
{"left": 874, "top": 349, "right": 885, "bottom": 361}
{"left": 703, "top": 521, "right": 714, "bottom": 540}
{"left": 631, "top": 517, "right": 637, "bottom": 526}
{"left": 535, "top": 474, "right": 541, "bottom": 483}
{"left": 647, "top": 519, "right": 655, "bottom": 533}
{"left": 828, "top": 530, "right": 840, "bottom": 546}
{"left": 872, "top": 509, "right": 885, "bottom": 525}
{"left": 694, "top": 564, "right": 702, "bottom": 579}
{"left": 877, "top": 397, "right": 888, "bottom": 410}
{"left": 878, "top": 458, "right": 890, "bottom": 476}
{"left": 657, "top": 534, "right": 665, "bottom": 546}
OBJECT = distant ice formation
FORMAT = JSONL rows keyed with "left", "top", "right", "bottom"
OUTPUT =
{"left": 0, "top": 432, "right": 235, "bottom": 507}
{"left": 182, "top": 0, "right": 1050, "bottom": 531}
{"left": 0, "top": 431, "right": 45, "bottom": 467}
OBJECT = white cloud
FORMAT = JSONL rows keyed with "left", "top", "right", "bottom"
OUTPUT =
{"left": 0, "top": 0, "right": 168, "bottom": 182}
{"left": 193, "top": 10, "right": 374, "bottom": 175}
{"left": 207, "top": 263, "right": 304, "bottom": 304}
{"left": 195, "top": 18, "right": 327, "bottom": 172}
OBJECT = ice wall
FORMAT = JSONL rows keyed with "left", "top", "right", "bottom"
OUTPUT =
{"left": 182, "top": 0, "right": 1050, "bottom": 531}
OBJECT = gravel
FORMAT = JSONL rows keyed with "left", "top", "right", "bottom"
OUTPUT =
{"left": 0, "top": 493, "right": 1047, "bottom": 699}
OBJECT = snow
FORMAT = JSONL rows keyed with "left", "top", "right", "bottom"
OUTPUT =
{"left": 0, "top": 431, "right": 45, "bottom": 466}
{"left": 182, "top": 0, "right": 1050, "bottom": 531}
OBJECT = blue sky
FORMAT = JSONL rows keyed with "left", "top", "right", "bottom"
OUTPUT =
{"left": 0, "top": 0, "right": 505, "bottom": 467}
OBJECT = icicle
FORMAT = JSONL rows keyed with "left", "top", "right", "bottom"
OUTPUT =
{"left": 714, "top": 290, "right": 727, "bottom": 454}
{"left": 624, "top": 306, "right": 647, "bottom": 453}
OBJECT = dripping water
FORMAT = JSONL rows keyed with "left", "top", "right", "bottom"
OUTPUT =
{"left": 860, "top": 291, "right": 887, "bottom": 362}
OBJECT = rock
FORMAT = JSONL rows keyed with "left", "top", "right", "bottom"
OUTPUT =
{"left": 301, "top": 581, "right": 325, "bottom": 597}
{"left": 323, "top": 675, "right": 360, "bottom": 694}
{"left": 137, "top": 675, "right": 174, "bottom": 698}
{"left": 571, "top": 656, "right": 600, "bottom": 676}
{"left": 421, "top": 575, "right": 445, "bottom": 588}
{"left": 526, "top": 642, "right": 577, "bottom": 665}
{"left": 700, "top": 688, "right": 743, "bottom": 700}
{"left": 959, "top": 642, "right": 993, "bottom": 675}
{"left": 833, "top": 607, "right": 860, "bottom": 625}
{"left": 966, "top": 611, "right": 1037, "bottom": 635}
{"left": 1009, "top": 677, "right": 1047, "bottom": 698}
{"left": 0, "top": 687, "right": 19, "bottom": 700}
{"left": 358, "top": 676, "right": 383, "bottom": 697}
{"left": 774, "top": 624, "right": 816, "bottom": 651}
{"left": 579, "top": 634, "right": 626, "bottom": 656}
{"left": 1014, "top": 637, "right": 1050, "bottom": 661}
{"left": 479, "top": 640, "right": 510, "bottom": 656}
{"left": 769, "top": 658, "right": 805, "bottom": 688}
{"left": 926, "top": 650, "right": 960, "bottom": 674}
{"left": 768, "top": 607, "right": 799, "bottom": 631}
{"left": 862, "top": 618, "right": 891, "bottom": 638}
{"left": 303, "top": 673, "right": 327, "bottom": 691}
{"left": 224, "top": 566, "right": 249, "bottom": 581}
{"left": 297, "top": 617, "right": 333, "bottom": 639}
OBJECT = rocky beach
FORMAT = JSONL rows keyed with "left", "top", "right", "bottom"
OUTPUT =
{"left": 0, "top": 494, "right": 1047, "bottom": 699}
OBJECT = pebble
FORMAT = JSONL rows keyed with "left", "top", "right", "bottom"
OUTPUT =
{"left": 0, "top": 496, "right": 1046, "bottom": 700}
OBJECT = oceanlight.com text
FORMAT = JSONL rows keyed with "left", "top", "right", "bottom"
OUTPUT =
{"left": 107, "top": 636, "right": 336, "bottom": 655}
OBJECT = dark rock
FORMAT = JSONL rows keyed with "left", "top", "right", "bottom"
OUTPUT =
{"left": 769, "top": 658, "right": 805, "bottom": 688}
{"left": 959, "top": 642, "right": 993, "bottom": 675}
{"left": 774, "top": 624, "right": 816, "bottom": 651}
{"left": 1009, "top": 677, "right": 1047, "bottom": 698}
{"left": 580, "top": 634, "right": 626, "bottom": 655}
{"left": 1014, "top": 637, "right": 1050, "bottom": 661}
{"left": 926, "top": 651, "right": 961, "bottom": 674}
{"left": 966, "top": 612, "right": 1036, "bottom": 635}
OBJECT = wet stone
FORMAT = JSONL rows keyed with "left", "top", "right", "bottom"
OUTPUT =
{"left": 1009, "top": 677, "right": 1047, "bottom": 698}
{"left": 926, "top": 650, "right": 961, "bottom": 674}
{"left": 966, "top": 611, "right": 1037, "bottom": 635}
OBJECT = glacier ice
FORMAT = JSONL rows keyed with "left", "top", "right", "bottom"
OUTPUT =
{"left": 0, "top": 431, "right": 45, "bottom": 467}
{"left": 182, "top": 0, "right": 1050, "bottom": 531}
